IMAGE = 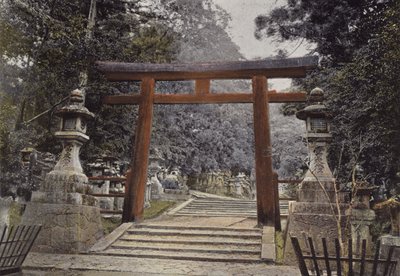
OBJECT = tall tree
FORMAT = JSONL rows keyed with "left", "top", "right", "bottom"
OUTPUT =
{"left": 0, "top": 0, "right": 177, "bottom": 196}
{"left": 255, "top": 0, "right": 400, "bottom": 195}
{"left": 255, "top": 0, "right": 390, "bottom": 63}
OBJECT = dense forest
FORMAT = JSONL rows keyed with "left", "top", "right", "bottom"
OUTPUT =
{"left": 256, "top": 0, "right": 400, "bottom": 198}
{"left": 1, "top": 0, "right": 398, "bottom": 201}
{"left": 0, "top": 0, "right": 306, "bottom": 197}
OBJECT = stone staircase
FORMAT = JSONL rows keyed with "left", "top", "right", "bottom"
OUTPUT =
{"left": 95, "top": 223, "right": 264, "bottom": 263}
{"left": 91, "top": 198, "right": 283, "bottom": 263}
{"left": 169, "top": 198, "right": 289, "bottom": 218}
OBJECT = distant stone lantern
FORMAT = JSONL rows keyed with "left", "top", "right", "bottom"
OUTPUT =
{"left": 90, "top": 158, "right": 109, "bottom": 177}
{"left": 148, "top": 148, "right": 164, "bottom": 201}
{"left": 101, "top": 155, "right": 118, "bottom": 176}
{"left": 296, "top": 87, "right": 335, "bottom": 202}
{"left": 20, "top": 147, "right": 34, "bottom": 164}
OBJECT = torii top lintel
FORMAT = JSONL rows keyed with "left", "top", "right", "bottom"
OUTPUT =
{"left": 95, "top": 56, "right": 318, "bottom": 81}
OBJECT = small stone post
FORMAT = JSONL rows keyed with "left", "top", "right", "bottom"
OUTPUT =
{"left": 0, "top": 197, "right": 13, "bottom": 228}
{"left": 346, "top": 184, "right": 376, "bottom": 255}
{"left": 375, "top": 198, "right": 400, "bottom": 276}
{"left": 22, "top": 89, "right": 103, "bottom": 253}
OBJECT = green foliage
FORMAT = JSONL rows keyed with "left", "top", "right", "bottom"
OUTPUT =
{"left": 0, "top": 0, "right": 304, "bottom": 199}
{"left": 255, "top": 0, "right": 390, "bottom": 63}
{"left": 0, "top": 93, "right": 17, "bottom": 149}
{"left": 125, "top": 25, "right": 176, "bottom": 63}
{"left": 327, "top": 3, "right": 400, "bottom": 190}
{"left": 144, "top": 200, "right": 176, "bottom": 219}
{"left": 152, "top": 103, "right": 255, "bottom": 175}
{"left": 0, "top": 0, "right": 178, "bottom": 196}
{"left": 260, "top": 1, "right": 400, "bottom": 194}
{"left": 101, "top": 216, "right": 121, "bottom": 235}
{"left": 275, "top": 231, "right": 285, "bottom": 264}
{"left": 9, "top": 201, "right": 23, "bottom": 226}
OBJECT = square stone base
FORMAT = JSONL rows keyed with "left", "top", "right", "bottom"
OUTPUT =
{"left": 379, "top": 235, "right": 400, "bottom": 276}
{"left": 284, "top": 201, "right": 348, "bottom": 266}
{"left": 21, "top": 202, "right": 103, "bottom": 253}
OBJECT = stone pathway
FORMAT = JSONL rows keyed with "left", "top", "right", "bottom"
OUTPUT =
{"left": 23, "top": 252, "right": 300, "bottom": 275}
{"left": 21, "top": 197, "right": 300, "bottom": 275}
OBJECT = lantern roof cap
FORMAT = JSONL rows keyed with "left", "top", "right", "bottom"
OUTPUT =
{"left": 310, "top": 87, "right": 324, "bottom": 97}
{"left": 55, "top": 89, "right": 94, "bottom": 119}
{"left": 296, "top": 104, "right": 331, "bottom": 120}
{"left": 20, "top": 147, "right": 35, "bottom": 153}
{"left": 102, "top": 155, "right": 118, "bottom": 162}
{"left": 296, "top": 87, "right": 331, "bottom": 120}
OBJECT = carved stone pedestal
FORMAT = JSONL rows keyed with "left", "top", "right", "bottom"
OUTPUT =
{"left": 284, "top": 200, "right": 348, "bottom": 265}
{"left": 22, "top": 202, "right": 103, "bottom": 253}
{"left": 379, "top": 235, "right": 400, "bottom": 276}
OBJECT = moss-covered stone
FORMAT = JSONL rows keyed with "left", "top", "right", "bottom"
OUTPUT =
{"left": 275, "top": 231, "right": 284, "bottom": 264}
{"left": 9, "top": 201, "right": 22, "bottom": 226}
{"left": 101, "top": 216, "right": 122, "bottom": 235}
{"left": 144, "top": 200, "right": 176, "bottom": 219}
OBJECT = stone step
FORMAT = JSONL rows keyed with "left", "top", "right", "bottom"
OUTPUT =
{"left": 186, "top": 203, "right": 288, "bottom": 208}
{"left": 134, "top": 224, "right": 261, "bottom": 233}
{"left": 180, "top": 205, "right": 256, "bottom": 212}
{"left": 172, "top": 212, "right": 288, "bottom": 217}
{"left": 180, "top": 204, "right": 257, "bottom": 207}
{"left": 183, "top": 203, "right": 255, "bottom": 206}
{"left": 112, "top": 241, "right": 261, "bottom": 254}
{"left": 120, "top": 234, "right": 261, "bottom": 244}
{"left": 98, "top": 248, "right": 263, "bottom": 263}
{"left": 188, "top": 199, "right": 289, "bottom": 203}
{"left": 126, "top": 228, "right": 261, "bottom": 239}
{"left": 173, "top": 213, "right": 257, "bottom": 217}
{"left": 192, "top": 199, "right": 256, "bottom": 203}
{"left": 176, "top": 206, "right": 287, "bottom": 209}
{"left": 176, "top": 209, "right": 258, "bottom": 214}
{"left": 175, "top": 210, "right": 287, "bottom": 214}
{"left": 188, "top": 202, "right": 256, "bottom": 205}
{"left": 176, "top": 209, "right": 287, "bottom": 214}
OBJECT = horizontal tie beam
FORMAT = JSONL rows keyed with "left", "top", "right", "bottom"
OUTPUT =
{"left": 103, "top": 92, "right": 307, "bottom": 105}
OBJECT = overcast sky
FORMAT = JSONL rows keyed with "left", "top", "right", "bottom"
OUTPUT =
{"left": 212, "top": 0, "right": 312, "bottom": 90}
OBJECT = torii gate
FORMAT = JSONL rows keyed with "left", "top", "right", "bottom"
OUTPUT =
{"left": 96, "top": 56, "right": 318, "bottom": 227}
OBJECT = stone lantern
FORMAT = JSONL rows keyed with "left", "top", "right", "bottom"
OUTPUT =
{"left": 148, "top": 148, "right": 164, "bottom": 200}
{"left": 20, "top": 147, "right": 34, "bottom": 164}
{"left": 101, "top": 155, "right": 118, "bottom": 175}
{"left": 296, "top": 87, "right": 335, "bottom": 202}
{"left": 284, "top": 88, "right": 349, "bottom": 264}
{"left": 22, "top": 89, "right": 103, "bottom": 253}
{"left": 88, "top": 158, "right": 109, "bottom": 192}
{"left": 48, "top": 89, "right": 94, "bottom": 192}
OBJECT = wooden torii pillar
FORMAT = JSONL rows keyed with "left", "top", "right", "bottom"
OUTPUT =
{"left": 96, "top": 56, "right": 318, "bottom": 227}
